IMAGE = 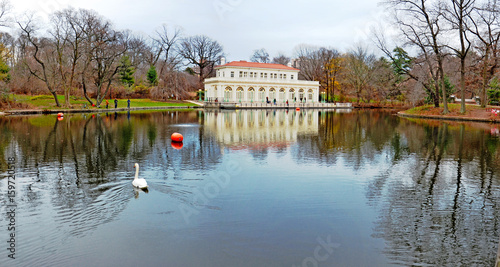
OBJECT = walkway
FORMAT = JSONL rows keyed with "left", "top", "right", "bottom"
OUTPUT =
{"left": 204, "top": 102, "right": 353, "bottom": 109}
{"left": 185, "top": 100, "right": 204, "bottom": 106}
{"left": 2, "top": 105, "right": 200, "bottom": 115}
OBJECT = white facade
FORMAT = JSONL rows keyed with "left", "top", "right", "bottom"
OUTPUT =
{"left": 204, "top": 61, "right": 320, "bottom": 103}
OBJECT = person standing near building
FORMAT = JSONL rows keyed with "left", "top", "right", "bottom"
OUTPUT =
{"left": 106, "top": 99, "right": 109, "bottom": 109}
{"left": 114, "top": 98, "right": 118, "bottom": 109}
{"left": 127, "top": 98, "right": 131, "bottom": 109}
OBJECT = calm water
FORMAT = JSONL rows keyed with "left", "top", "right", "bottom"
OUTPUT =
{"left": 1, "top": 109, "right": 500, "bottom": 266}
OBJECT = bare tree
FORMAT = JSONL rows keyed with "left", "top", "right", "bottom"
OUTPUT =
{"left": 0, "top": 0, "right": 11, "bottom": 27}
{"left": 272, "top": 53, "right": 290, "bottom": 65}
{"left": 382, "top": 0, "right": 449, "bottom": 112}
{"left": 49, "top": 8, "right": 88, "bottom": 107}
{"left": 178, "top": 35, "right": 224, "bottom": 87}
{"left": 152, "top": 25, "right": 183, "bottom": 75}
{"left": 293, "top": 45, "right": 344, "bottom": 101}
{"left": 18, "top": 15, "right": 61, "bottom": 107}
{"left": 344, "top": 45, "right": 376, "bottom": 103}
{"left": 445, "top": 0, "right": 475, "bottom": 113}
{"left": 294, "top": 44, "right": 323, "bottom": 81}
{"left": 79, "top": 10, "right": 128, "bottom": 106}
{"left": 250, "top": 48, "right": 270, "bottom": 63}
{"left": 468, "top": 0, "right": 500, "bottom": 107}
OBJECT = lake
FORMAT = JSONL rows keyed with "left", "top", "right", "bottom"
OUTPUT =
{"left": 1, "top": 109, "right": 500, "bottom": 266}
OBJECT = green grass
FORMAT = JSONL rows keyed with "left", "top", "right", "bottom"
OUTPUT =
{"left": 404, "top": 103, "right": 484, "bottom": 115}
{"left": 112, "top": 108, "right": 196, "bottom": 115}
{"left": 7, "top": 94, "right": 196, "bottom": 110}
{"left": 404, "top": 104, "right": 434, "bottom": 115}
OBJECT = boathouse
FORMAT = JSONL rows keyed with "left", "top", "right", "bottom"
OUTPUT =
{"left": 203, "top": 60, "right": 320, "bottom": 103}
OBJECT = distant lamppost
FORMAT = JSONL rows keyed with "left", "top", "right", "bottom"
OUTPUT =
{"left": 198, "top": 89, "right": 202, "bottom": 101}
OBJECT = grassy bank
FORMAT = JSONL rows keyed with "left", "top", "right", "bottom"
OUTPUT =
{"left": 404, "top": 104, "right": 484, "bottom": 115}
{"left": 3, "top": 94, "right": 196, "bottom": 110}
{"left": 401, "top": 103, "right": 500, "bottom": 122}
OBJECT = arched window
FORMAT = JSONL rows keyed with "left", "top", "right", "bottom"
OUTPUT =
{"left": 289, "top": 88, "right": 296, "bottom": 101}
{"left": 279, "top": 88, "right": 285, "bottom": 101}
{"left": 308, "top": 89, "right": 314, "bottom": 102}
{"left": 225, "top": 87, "right": 233, "bottom": 102}
{"left": 299, "top": 89, "right": 305, "bottom": 101}
{"left": 269, "top": 88, "right": 276, "bottom": 101}
{"left": 248, "top": 87, "right": 255, "bottom": 102}
{"left": 258, "top": 88, "right": 266, "bottom": 101}
{"left": 236, "top": 87, "right": 244, "bottom": 102}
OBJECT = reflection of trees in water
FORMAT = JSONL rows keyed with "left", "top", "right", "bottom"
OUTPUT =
{"left": 0, "top": 111, "right": 223, "bottom": 240}
{"left": 293, "top": 110, "right": 500, "bottom": 265}
{"left": 2, "top": 110, "right": 500, "bottom": 264}
{"left": 294, "top": 110, "right": 400, "bottom": 168}
{"left": 366, "top": 120, "right": 500, "bottom": 266}
{"left": 0, "top": 119, "right": 13, "bottom": 168}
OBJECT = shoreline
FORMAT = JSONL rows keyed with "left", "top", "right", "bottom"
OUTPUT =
{"left": 1, "top": 105, "right": 200, "bottom": 115}
{"left": 398, "top": 110, "right": 500, "bottom": 124}
{"left": 3, "top": 105, "right": 499, "bottom": 125}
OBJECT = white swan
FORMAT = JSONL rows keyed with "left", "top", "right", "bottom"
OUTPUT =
{"left": 132, "top": 163, "right": 148, "bottom": 189}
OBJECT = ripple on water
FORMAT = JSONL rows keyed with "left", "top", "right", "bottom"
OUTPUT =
{"left": 15, "top": 180, "right": 134, "bottom": 266}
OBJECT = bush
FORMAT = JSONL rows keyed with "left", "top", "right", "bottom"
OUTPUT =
{"left": 488, "top": 78, "right": 500, "bottom": 105}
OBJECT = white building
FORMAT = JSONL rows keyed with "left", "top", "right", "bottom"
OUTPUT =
{"left": 204, "top": 60, "right": 320, "bottom": 103}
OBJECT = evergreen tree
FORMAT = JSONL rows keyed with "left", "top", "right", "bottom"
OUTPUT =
{"left": 118, "top": 55, "right": 135, "bottom": 87}
{"left": 0, "top": 56, "right": 10, "bottom": 102}
{"left": 391, "top": 47, "right": 412, "bottom": 82}
{"left": 147, "top": 65, "right": 158, "bottom": 86}
{"left": 487, "top": 77, "right": 500, "bottom": 105}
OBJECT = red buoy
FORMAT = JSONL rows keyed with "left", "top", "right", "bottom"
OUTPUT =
{"left": 57, "top": 112, "right": 64, "bottom": 117}
{"left": 296, "top": 107, "right": 300, "bottom": 111}
{"left": 171, "top": 142, "right": 183, "bottom": 150}
{"left": 57, "top": 116, "right": 64, "bottom": 121}
{"left": 171, "top": 132, "right": 183, "bottom": 142}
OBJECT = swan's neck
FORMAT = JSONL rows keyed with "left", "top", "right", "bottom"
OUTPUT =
{"left": 134, "top": 166, "right": 139, "bottom": 180}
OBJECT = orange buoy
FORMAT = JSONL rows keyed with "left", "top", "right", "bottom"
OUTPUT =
{"left": 296, "top": 107, "right": 300, "bottom": 111}
{"left": 171, "top": 132, "right": 183, "bottom": 142}
{"left": 57, "top": 112, "right": 64, "bottom": 117}
{"left": 171, "top": 142, "right": 183, "bottom": 150}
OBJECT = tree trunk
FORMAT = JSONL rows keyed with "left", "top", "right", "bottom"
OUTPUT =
{"left": 481, "top": 46, "right": 490, "bottom": 108}
{"left": 460, "top": 58, "right": 466, "bottom": 114}
{"left": 51, "top": 91, "right": 60, "bottom": 107}
{"left": 438, "top": 54, "right": 448, "bottom": 114}
{"left": 434, "top": 83, "right": 440, "bottom": 108}
{"left": 82, "top": 77, "right": 94, "bottom": 106}
{"left": 64, "top": 87, "right": 70, "bottom": 107}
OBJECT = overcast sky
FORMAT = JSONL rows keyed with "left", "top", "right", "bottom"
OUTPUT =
{"left": 10, "top": 0, "right": 391, "bottom": 61}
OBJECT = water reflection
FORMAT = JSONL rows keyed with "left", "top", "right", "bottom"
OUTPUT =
{"left": 0, "top": 110, "right": 499, "bottom": 266}
{"left": 0, "top": 111, "right": 225, "bottom": 265}
{"left": 366, "top": 119, "right": 500, "bottom": 266}
{"left": 203, "top": 110, "right": 500, "bottom": 265}
{"left": 203, "top": 109, "right": 321, "bottom": 151}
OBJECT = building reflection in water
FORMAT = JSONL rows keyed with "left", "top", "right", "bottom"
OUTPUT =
{"left": 203, "top": 109, "right": 351, "bottom": 150}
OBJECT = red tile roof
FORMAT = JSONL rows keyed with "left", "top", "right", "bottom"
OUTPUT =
{"left": 217, "top": 60, "right": 299, "bottom": 71}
